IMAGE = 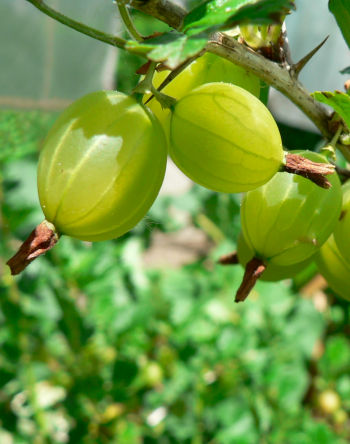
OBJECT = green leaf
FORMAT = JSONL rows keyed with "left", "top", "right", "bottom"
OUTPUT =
{"left": 319, "top": 335, "right": 350, "bottom": 377}
{"left": 312, "top": 90, "right": 350, "bottom": 128}
{"left": 126, "top": 31, "right": 207, "bottom": 69}
{"left": 183, "top": 0, "right": 294, "bottom": 36}
{"left": 329, "top": 0, "right": 350, "bottom": 49}
{"left": 340, "top": 65, "right": 350, "bottom": 74}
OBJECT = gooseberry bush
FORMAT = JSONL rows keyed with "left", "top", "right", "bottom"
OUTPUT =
{"left": 7, "top": 0, "right": 350, "bottom": 306}
{"left": 3, "top": 1, "right": 350, "bottom": 443}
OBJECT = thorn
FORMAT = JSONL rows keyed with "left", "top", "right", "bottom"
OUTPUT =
{"left": 292, "top": 36, "right": 329, "bottom": 78}
{"left": 136, "top": 60, "right": 152, "bottom": 75}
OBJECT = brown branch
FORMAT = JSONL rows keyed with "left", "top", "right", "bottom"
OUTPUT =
{"left": 235, "top": 257, "right": 266, "bottom": 303}
{"left": 283, "top": 153, "right": 335, "bottom": 189}
{"left": 7, "top": 221, "right": 59, "bottom": 275}
{"left": 27, "top": 0, "right": 350, "bottom": 158}
{"left": 207, "top": 33, "right": 332, "bottom": 137}
{"left": 335, "top": 165, "right": 350, "bottom": 180}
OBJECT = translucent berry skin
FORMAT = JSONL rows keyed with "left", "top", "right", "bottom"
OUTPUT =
{"left": 316, "top": 234, "right": 350, "bottom": 301}
{"left": 37, "top": 91, "right": 167, "bottom": 242}
{"left": 241, "top": 150, "right": 342, "bottom": 266}
{"left": 333, "top": 182, "right": 350, "bottom": 263}
{"left": 169, "top": 82, "right": 284, "bottom": 193}
{"left": 237, "top": 231, "right": 313, "bottom": 281}
{"left": 145, "top": 52, "right": 261, "bottom": 129}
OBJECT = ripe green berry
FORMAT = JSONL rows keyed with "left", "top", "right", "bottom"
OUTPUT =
{"left": 237, "top": 150, "right": 341, "bottom": 301}
{"left": 145, "top": 52, "right": 261, "bottom": 129}
{"left": 169, "top": 82, "right": 284, "bottom": 193}
{"left": 7, "top": 90, "right": 168, "bottom": 275}
{"left": 333, "top": 182, "right": 350, "bottom": 263}
{"left": 315, "top": 234, "right": 350, "bottom": 301}
{"left": 37, "top": 90, "right": 167, "bottom": 241}
{"left": 237, "top": 231, "right": 313, "bottom": 282}
{"left": 241, "top": 151, "right": 341, "bottom": 266}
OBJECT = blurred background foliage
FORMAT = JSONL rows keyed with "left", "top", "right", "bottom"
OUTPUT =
{"left": 1, "top": 1, "right": 350, "bottom": 443}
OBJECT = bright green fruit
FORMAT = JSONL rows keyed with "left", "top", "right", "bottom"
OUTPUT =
{"left": 237, "top": 231, "right": 313, "bottom": 281}
{"left": 145, "top": 52, "right": 261, "bottom": 129}
{"left": 315, "top": 234, "right": 350, "bottom": 301}
{"left": 333, "top": 182, "right": 350, "bottom": 263}
{"left": 241, "top": 151, "right": 342, "bottom": 267}
{"left": 37, "top": 90, "right": 167, "bottom": 241}
{"left": 169, "top": 82, "right": 284, "bottom": 193}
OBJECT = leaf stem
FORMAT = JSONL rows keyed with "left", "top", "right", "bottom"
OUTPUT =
{"left": 330, "top": 124, "right": 344, "bottom": 147}
{"left": 25, "top": 0, "right": 131, "bottom": 51}
{"left": 116, "top": 0, "right": 144, "bottom": 41}
{"left": 133, "top": 62, "right": 177, "bottom": 108}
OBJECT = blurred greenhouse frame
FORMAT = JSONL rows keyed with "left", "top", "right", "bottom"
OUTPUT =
{"left": 0, "top": 1, "right": 350, "bottom": 443}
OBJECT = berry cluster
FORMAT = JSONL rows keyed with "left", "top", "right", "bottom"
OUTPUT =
{"left": 7, "top": 54, "right": 349, "bottom": 303}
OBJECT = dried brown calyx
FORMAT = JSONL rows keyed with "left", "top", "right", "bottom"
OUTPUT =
{"left": 7, "top": 220, "right": 59, "bottom": 275}
{"left": 217, "top": 251, "right": 239, "bottom": 265}
{"left": 283, "top": 153, "right": 335, "bottom": 189}
{"left": 235, "top": 257, "right": 266, "bottom": 303}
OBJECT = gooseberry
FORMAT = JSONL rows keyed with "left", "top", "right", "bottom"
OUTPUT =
{"left": 169, "top": 82, "right": 284, "bottom": 193}
{"left": 7, "top": 90, "right": 167, "bottom": 274}
{"left": 315, "top": 234, "right": 350, "bottom": 301}
{"left": 317, "top": 390, "right": 342, "bottom": 415}
{"left": 237, "top": 231, "right": 313, "bottom": 282}
{"left": 145, "top": 52, "right": 261, "bottom": 129}
{"left": 333, "top": 182, "right": 350, "bottom": 263}
{"left": 237, "top": 150, "right": 342, "bottom": 301}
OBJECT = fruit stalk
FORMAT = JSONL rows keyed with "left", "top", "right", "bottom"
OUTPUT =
{"left": 283, "top": 153, "right": 335, "bottom": 188}
{"left": 7, "top": 221, "right": 59, "bottom": 275}
{"left": 235, "top": 258, "right": 266, "bottom": 303}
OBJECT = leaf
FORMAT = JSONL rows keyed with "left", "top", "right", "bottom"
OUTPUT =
{"left": 319, "top": 335, "right": 350, "bottom": 377}
{"left": 340, "top": 65, "right": 350, "bottom": 74}
{"left": 329, "top": 0, "right": 350, "bottom": 49}
{"left": 312, "top": 90, "right": 350, "bottom": 128}
{"left": 183, "top": 0, "right": 294, "bottom": 36}
{"left": 126, "top": 31, "right": 207, "bottom": 69}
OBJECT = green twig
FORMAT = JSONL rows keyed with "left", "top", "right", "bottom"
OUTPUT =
{"left": 330, "top": 124, "right": 343, "bottom": 147}
{"left": 133, "top": 62, "right": 177, "bottom": 109}
{"left": 25, "top": 0, "right": 131, "bottom": 51}
{"left": 117, "top": 0, "right": 144, "bottom": 41}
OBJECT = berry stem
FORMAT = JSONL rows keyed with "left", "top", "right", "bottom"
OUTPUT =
{"left": 235, "top": 258, "right": 266, "bottom": 303}
{"left": 283, "top": 153, "right": 335, "bottom": 189}
{"left": 116, "top": 0, "right": 144, "bottom": 42}
{"left": 25, "top": 0, "right": 129, "bottom": 51}
{"left": 7, "top": 221, "right": 59, "bottom": 275}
